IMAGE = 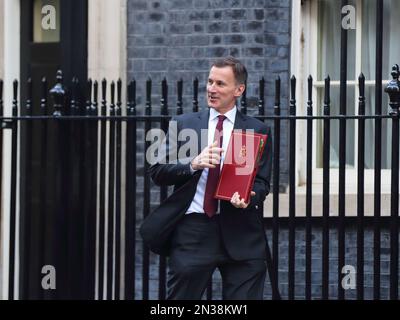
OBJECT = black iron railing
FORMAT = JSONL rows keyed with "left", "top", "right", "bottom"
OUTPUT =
{"left": 1, "top": 64, "right": 400, "bottom": 300}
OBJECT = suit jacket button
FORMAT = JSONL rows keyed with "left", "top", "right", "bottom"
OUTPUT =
{"left": 255, "top": 205, "right": 258, "bottom": 209}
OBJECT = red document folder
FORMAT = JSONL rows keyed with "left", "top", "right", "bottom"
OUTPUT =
{"left": 214, "top": 130, "right": 268, "bottom": 204}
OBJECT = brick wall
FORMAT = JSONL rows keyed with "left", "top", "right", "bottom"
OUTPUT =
{"left": 127, "top": 0, "right": 291, "bottom": 114}
{"left": 263, "top": 221, "right": 393, "bottom": 300}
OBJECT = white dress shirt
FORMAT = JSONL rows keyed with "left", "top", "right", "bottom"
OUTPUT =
{"left": 186, "top": 106, "right": 237, "bottom": 214}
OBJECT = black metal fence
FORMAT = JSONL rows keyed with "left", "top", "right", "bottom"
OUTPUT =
{"left": 1, "top": 63, "right": 400, "bottom": 300}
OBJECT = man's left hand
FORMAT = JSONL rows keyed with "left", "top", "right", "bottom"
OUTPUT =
{"left": 230, "top": 191, "right": 256, "bottom": 209}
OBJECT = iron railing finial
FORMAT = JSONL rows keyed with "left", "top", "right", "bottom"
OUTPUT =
{"left": 50, "top": 70, "right": 66, "bottom": 116}
{"left": 385, "top": 64, "right": 400, "bottom": 115}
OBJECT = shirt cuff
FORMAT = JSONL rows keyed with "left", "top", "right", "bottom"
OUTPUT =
{"left": 189, "top": 163, "right": 197, "bottom": 174}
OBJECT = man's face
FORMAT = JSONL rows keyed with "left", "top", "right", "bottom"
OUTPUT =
{"left": 207, "top": 66, "right": 245, "bottom": 114}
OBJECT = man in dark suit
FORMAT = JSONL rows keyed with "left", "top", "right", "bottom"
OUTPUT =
{"left": 148, "top": 56, "right": 272, "bottom": 300}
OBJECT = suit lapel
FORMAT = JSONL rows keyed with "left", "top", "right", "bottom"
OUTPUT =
{"left": 196, "top": 109, "right": 210, "bottom": 153}
{"left": 233, "top": 109, "right": 247, "bottom": 130}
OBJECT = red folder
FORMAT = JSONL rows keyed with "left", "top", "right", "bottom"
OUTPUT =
{"left": 214, "top": 130, "right": 268, "bottom": 204}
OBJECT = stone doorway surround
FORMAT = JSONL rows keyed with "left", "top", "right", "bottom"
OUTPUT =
{"left": 88, "top": 0, "right": 127, "bottom": 300}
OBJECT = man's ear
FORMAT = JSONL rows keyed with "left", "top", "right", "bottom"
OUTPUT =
{"left": 234, "top": 84, "right": 246, "bottom": 98}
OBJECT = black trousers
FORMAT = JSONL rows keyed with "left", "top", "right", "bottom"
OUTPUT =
{"left": 167, "top": 214, "right": 266, "bottom": 300}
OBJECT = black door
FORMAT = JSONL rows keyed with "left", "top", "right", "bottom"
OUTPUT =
{"left": 19, "top": 0, "right": 88, "bottom": 299}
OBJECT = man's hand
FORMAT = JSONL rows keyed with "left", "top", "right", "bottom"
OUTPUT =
{"left": 191, "top": 140, "right": 224, "bottom": 171}
{"left": 230, "top": 191, "right": 256, "bottom": 209}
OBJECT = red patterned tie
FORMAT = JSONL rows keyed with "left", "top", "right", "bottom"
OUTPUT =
{"left": 204, "top": 115, "right": 226, "bottom": 217}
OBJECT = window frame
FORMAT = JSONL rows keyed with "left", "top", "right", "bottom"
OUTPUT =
{"left": 295, "top": 0, "right": 391, "bottom": 189}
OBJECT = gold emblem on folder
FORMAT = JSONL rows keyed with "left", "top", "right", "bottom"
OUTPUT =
{"left": 240, "top": 145, "right": 247, "bottom": 157}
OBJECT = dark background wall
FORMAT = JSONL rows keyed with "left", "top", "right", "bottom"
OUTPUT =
{"left": 127, "top": 0, "right": 291, "bottom": 116}
{"left": 127, "top": 0, "right": 292, "bottom": 299}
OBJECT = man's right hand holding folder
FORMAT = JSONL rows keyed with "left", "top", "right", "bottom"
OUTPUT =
{"left": 190, "top": 140, "right": 256, "bottom": 209}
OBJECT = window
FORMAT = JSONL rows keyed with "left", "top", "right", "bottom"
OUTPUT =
{"left": 293, "top": 0, "right": 400, "bottom": 192}
{"left": 314, "top": 0, "right": 399, "bottom": 171}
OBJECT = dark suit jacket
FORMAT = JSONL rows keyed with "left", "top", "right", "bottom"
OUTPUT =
{"left": 144, "top": 108, "right": 273, "bottom": 260}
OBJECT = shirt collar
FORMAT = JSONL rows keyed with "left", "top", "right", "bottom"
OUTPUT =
{"left": 209, "top": 106, "right": 237, "bottom": 124}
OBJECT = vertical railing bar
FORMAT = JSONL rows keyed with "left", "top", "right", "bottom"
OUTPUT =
{"left": 26, "top": 78, "right": 33, "bottom": 296}
{"left": 305, "top": 75, "right": 313, "bottom": 300}
{"left": 193, "top": 78, "right": 199, "bottom": 113}
{"left": 68, "top": 77, "right": 80, "bottom": 298}
{"left": 158, "top": 78, "right": 168, "bottom": 300}
{"left": 0, "top": 80, "right": 2, "bottom": 258}
{"left": 373, "top": 0, "right": 383, "bottom": 300}
{"left": 81, "top": 79, "right": 93, "bottom": 298}
{"left": 8, "top": 79, "right": 18, "bottom": 300}
{"left": 98, "top": 79, "right": 107, "bottom": 299}
{"left": 357, "top": 73, "right": 365, "bottom": 300}
{"left": 79, "top": 78, "right": 94, "bottom": 299}
{"left": 338, "top": 0, "right": 348, "bottom": 301}
{"left": 38, "top": 78, "right": 48, "bottom": 300}
{"left": 205, "top": 71, "right": 213, "bottom": 298}
{"left": 0, "top": 79, "right": 5, "bottom": 296}
{"left": 288, "top": 76, "right": 296, "bottom": 300}
{"left": 177, "top": 79, "right": 183, "bottom": 115}
{"left": 89, "top": 80, "right": 99, "bottom": 298}
{"left": 142, "top": 78, "right": 152, "bottom": 300}
{"left": 272, "top": 76, "right": 280, "bottom": 300}
{"left": 107, "top": 81, "right": 116, "bottom": 300}
{"left": 50, "top": 70, "right": 68, "bottom": 299}
{"left": 69, "top": 79, "right": 79, "bottom": 119}
{"left": 20, "top": 77, "right": 32, "bottom": 299}
{"left": 240, "top": 80, "right": 247, "bottom": 115}
{"left": 258, "top": 77, "right": 279, "bottom": 299}
{"left": 389, "top": 113, "right": 399, "bottom": 300}
{"left": 0, "top": 79, "right": 2, "bottom": 238}
{"left": 258, "top": 77, "right": 265, "bottom": 116}
{"left": 322, "top": 76, "right": 330, "bottom": 300}
{"left": 114, "top": 79, "right": 122, "bottom": 299}
{"left": 60, "top": 75, "right": 71, "bottom": 299}
{"left": 84, "top": 81, "right": 98, "bottom": 299}
{"left": 385, "top": 65, "right": 400, "bottom": 300}
{"left": 125, "top": 79, "right": 136, "bottom": 300}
